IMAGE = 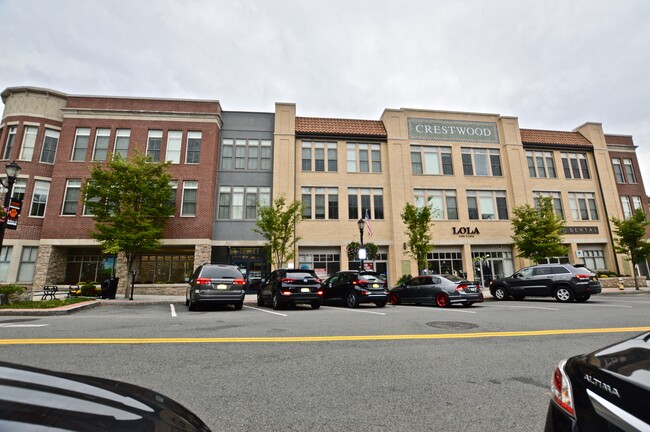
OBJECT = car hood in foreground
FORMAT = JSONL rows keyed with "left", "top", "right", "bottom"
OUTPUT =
{"left": 0, "top": 361, "right": 211, "bottom": 431}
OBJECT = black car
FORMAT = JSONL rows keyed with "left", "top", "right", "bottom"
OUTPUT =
{"left": 0, "top": 361, "right": 211, "bottom": 431}
{"left": 545, "top": 331, "right": 650, "bottom": 432}
{"left": 257, "top": 268, "right": 323, "bottom": 310}
{"left": 389, "top": 274, "right": 484, "bottom": 307}
{"left": 321, "top": 271, "right": 389, "bottom": 308}
{"left": 185, "top": 263, "right": 246, "bottom": 311}
{"left": 489, "top": 263, "right": 601, "bottom": 303}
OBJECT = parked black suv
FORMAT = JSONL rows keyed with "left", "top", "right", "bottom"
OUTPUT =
{"left": 489, "top": 263, "right": 601, "bottom": 303}
{"left": 257, "top": 268, "right": 323, "bottom": 310}
{"left": 544, "top": 331, "right": 650, "bottom": 431}
{"left": 186, "top": 263, "right": 246, "bottom": 311}
{"left": 321, "top": 271, "right": 389, "bottom": 308}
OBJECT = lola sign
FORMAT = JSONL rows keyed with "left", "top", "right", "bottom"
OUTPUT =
{"left": 452, "top": 227, "right": 480, "bottom": 237}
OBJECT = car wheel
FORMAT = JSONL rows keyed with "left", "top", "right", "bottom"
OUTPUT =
{"left": 188, "top": 297, "right": 196, "bottom": 311}
{"left": 311, "top": 301, "right": 321, "bottom": 309}
{"left": 554, "top": 286, "right": 575, "bottom": 303}
{"left": 185, "top": 294, "right": 189, "bottom": 306}
{"left": 389, "top": 293, "right": 401, "bottom": 305}
{"left": 233, "top": 302, "right": 243, "bottom": 310}
{"left": 272, "top": 293, "right": 281, "bottom": 310}
{"left": 513, "top": 295, "right": 525, "bottom": 301}
{"left": 575, "top": 294, "right": 591, "bottom": 302}
{"left": 256, "top": 292, "right": 264, "bottom": 307}
{"left": 435, "top": 292, "right": 450, "bottom": 308}
{"left": 461, "top": 302, "right": 474, "bottom": 307}
{"left": 493, "top": 286, "right": 509, "bottom": 301}
{"left": 375, "top": 301, "right": 386, "bottom": 308}
{"left": 346, "top": 291, "right": 359, "bottom": 308}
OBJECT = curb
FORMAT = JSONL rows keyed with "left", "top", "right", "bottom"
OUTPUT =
{"left": 0, "top": 300, "right": 100, "bottom": 316}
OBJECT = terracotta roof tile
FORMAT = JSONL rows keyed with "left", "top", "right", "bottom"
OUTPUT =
{"left": 296, "top": 117, "right": 386, "bottom": 138}
{"left": 605, "top": 134, "right": 635, "bottom": 146}
{"left": 520, "top": 129, "right": 592, "bottom": 148}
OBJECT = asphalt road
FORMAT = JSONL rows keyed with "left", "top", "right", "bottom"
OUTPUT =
{"left": 1, "top": 294, "right": 649, "bottom": 431}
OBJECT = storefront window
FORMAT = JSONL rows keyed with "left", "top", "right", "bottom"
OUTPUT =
{"left": 426, "top": 252, "right": 464, "bottom": 277}
{"left": 299, "top": 253, "right": 340, "bottom": 279}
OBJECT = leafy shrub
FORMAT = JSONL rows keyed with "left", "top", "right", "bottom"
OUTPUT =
{"left": 0, "top": 284, "right": 26, "bottom": 303}
{"left": 79, "top": 282, "right": 100, "bottom": 297}
{"left": 396, "top": 274, "right": 412, "bottom": 286}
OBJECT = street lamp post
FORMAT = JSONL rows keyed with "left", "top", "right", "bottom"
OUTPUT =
{"left": 0, "top": 161, "right": 22, "bottom": 252}
{"left": 357, "top": 218, "right": 365, "bottom": 272}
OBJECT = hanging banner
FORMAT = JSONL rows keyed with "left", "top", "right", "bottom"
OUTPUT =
{"left": 5, "top": 199, "right": 22, "bottom": 230}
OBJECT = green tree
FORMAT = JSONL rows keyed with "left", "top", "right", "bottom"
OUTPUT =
{"left": 83, "top": 153, "right": 174, "bottom": 297}
{"left": 511, "top": 195, "right": 567, "bottom": 262}
{"left": 346, "top": 241, "right": 378, "bottom": 261}
{"left": 401, "top": 203, "right": 434, "bottom": 274}
{"left": 253, "top": 196, "right": 302, "bottom": 269}
{"left": 611, "top": 208, "right": 650, "bottom": 290}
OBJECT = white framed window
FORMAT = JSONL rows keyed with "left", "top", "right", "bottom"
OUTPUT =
{"left": 72, "top": 128, "right": 90, "bottom": 161}
{"left": 146, "top": 130, "right": 163, "bottom": 162}
{"left": 612, "top": 158, "right": 625, "bottom": 183}
{"left": 62, "top": 179, "right": 82, "bottom": 216}
{"left": 114, "top": 129, "right": 130, "bottom": 159}
{"left": 181, "top": 180, "right": 198, "bottom": 216}
{"left": 19, "top": 126, "right": 38, "bottom": 161}
{"left": 582, "top": 249, "right": 605, "bottom": 271}
{"left": 169, "top": 180, "right": 178, "bottom": 213}
{"left": 17, "top": 246, "right": 38, "bottom": 282}
{"left": 92, "top": 128, "right": 110, "bottom": 161}
{"left": 347, "top": 188, "right": 383, "bottom": 220}
{"left": 347, "top": 143, "right": 381, "bottom": 173}
{"left": 0, "top": 246, "right": 12, "bottom": 282}
{"left": 561, "top": 152, "right": 590, "bottom": 179}
{"left": 414, "top": 189, "right": 458, "bottom": 220}
{"left": 40, "top": 129, "right": 60, "bottom": 164}
{"left": 166, "top": 131, "right": 182, "bottom": 163}
{"left": 533, "top": 191, "right": 564, "bottom": 218}
{"left": 186, "top": 131, "right": 202, "bottom": 164}
{"left": 217, "top": 186, "right": 270, "bottom": 220}
{"left": 411, "top": 146, "right": 453, "bottom": 175}
{"left": 462, "top": 148, "right": 502, "bottom": 176}
{"left": 632, "top": 196, "right": 643, "bottom": 211}
{"left": 29, "top": 180, "right": 50, "bottom": 217}
{"left": 467, "top": 190, "right": 508, "bottom": 220}
{"left": 3, "top": 126, "right": 16, "bottom": 160}
{"left": 623, "top": 159, "right": 637, "bottom": 184}
{"left": 302, "top": 141, "right": 337, "bottom": 172}
{"left": 621, "top": 196, "right": 632, "bottom": 219}
{"left": 302, "top": 187, "right": 339, "bottom": 220}
{"left": 11, "top": 178, "right": 27, "bottom": 201}
{"left": 568, "top": 192, "right": 599, "bottom": 221}
{"left": 260, "top": 139, "right": 272, "bottom": 170}
{"left": 527, "top": 151, "right": 556, "bottom": 178}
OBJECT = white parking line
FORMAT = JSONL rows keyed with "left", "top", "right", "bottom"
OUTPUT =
{"left": 321, "top": 306, "right": 386, "bottom": 316}
{"left": 585, "top": 304, "right": 633, "bottom": 308}
{"left": 170, "top": 304, "right": 177, "bottom": 317}
{"left": 243, "top": 306, "right": 288, "bottom": 317}
{"left": 0, "top": 324, "right": 49, "bottom": 328}
{"left": 489, "top": 304, "right": 560, "bottom": 311}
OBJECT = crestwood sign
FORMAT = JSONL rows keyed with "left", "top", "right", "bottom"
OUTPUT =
{"left": 408, "top": 118, "right": 500, "bottom": 143}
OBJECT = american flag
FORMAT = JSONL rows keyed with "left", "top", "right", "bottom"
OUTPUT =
{"left": 365, "top": 209, "right": 373, "bottom": 237}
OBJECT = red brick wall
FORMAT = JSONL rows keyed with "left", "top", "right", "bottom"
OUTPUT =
{"left": 66, "top": 96, "right": 222, "bottom": 115}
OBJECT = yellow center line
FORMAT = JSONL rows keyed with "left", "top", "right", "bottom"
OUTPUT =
{"left": 0, "top": 327, "right": 648, "bottom": 345}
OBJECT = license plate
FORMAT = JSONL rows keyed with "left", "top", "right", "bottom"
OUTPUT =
{"left": 216, "top": 284, "right": 228, "bottom": 290}
{"left": 301, "top": 288, "right": 311, "bottom": 292}
{"left": 372, "top": 283, "right": 379, "bottom": 288}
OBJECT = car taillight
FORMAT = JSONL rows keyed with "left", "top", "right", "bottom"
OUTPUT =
{"left": 360, "top": 291, "right": 369, "bottom": 295}
{"left": 281, "top": 278, "right": 296, "bottom": 283}
{"left": 195, "top": 278, "right": 211, "bottom": 285}
{"left": 551, "top": 360, "right": 575, "bottom": 417}
{"left": 233, "top": 279, "right": 245, "bottom": 285}
{"left": 456, "top": 284, "right": 467, "bottom": 292}
{"left": 475, "top": 283, "right": 481, "bottom": 290}
{"left": 317, "top": 290, "right": 323, "bottom": 296}
{"left": 353, "top": 280, "right": 368, "bottom": 285}
{"left": 576, "top": 274, "right": 591, "bottom": 280}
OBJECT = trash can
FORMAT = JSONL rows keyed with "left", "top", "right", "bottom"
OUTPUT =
{"left": 101, "top": 277, "right": 119, "bottom": 299}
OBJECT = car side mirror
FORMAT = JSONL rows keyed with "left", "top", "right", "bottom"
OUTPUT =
{"left": 185, "top": 277, "right": 190, "bottom": 283}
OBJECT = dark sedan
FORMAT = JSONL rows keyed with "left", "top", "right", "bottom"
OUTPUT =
{"left": 321, "top": 271, "right": 389, "bottom": 308}
{"left": 257, "top": 268, "right": 323, "bottom": 310}
{"left": 389, "top": 274, "right": 484, "bottom": 307}
{"left": 0, "top": 361, "right": 211, "bottom": 431}
{"left": 545, "top": 331, "right": 650, "bottom": 432}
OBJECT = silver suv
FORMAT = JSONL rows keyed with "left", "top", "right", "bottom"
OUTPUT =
{"left": 489, "top": 263, "right": 601, "bottom": 303}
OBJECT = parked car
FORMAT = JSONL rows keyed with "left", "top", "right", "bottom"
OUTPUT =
{"left": 544, "top": 331, "right": 650, "bottom": 432}
{"left": 185, "top": 263, "right": 246, "bottom": 311}
{"left": 489, "top": 263, "right": 601, "bottom": 303}
{"left": 0, "top": 360, "right": 211, "bottom": 431}
{"left": 321, "top": 271, "right": 389, "bottom": 308}
{"left": 389, "top": 274, "right": 483, "bottom": 307}
{"left": 257, "top": 268, "right": 323, "bottom": 310}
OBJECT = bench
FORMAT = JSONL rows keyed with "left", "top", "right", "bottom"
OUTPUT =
{"left": 41, "top": 285, "right": 58, "bottom": 301}
{"left": 67, "top": 285, "right": 81, "bottom": 298}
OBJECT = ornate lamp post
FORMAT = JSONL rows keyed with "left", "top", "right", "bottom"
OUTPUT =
{"left": 0, "top": 161, "right": 22, "bottom": 251}
{"left": 357, "top": 218, "right": 365, "bottom": 271}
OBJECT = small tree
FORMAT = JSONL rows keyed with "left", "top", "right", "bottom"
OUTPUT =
{"left": 611, "top": 208, "right": 650, "bottom": 290}
{"left": 511, "top": 195, "right": 568, "bottom": 262}
{"left": 83, "top": 153, "right": 174, "bottom": 297}
{"left": 401, "top": 203, "right": 433, "bottom": 274}
{"left": 253, "top": 196, "right": 302, "bottom": 269}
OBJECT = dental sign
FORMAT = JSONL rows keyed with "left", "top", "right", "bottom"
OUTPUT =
{"left": 408, "top": 118, "right": 500, "bottom": 143}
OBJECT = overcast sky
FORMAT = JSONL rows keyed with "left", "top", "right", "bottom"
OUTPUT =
{"left": 2, "top": 0, "right": 649, "bottom": 187}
